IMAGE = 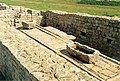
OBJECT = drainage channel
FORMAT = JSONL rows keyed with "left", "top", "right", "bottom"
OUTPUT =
{"left": 35, "top": 26, "right": 72, "bottom": 44}
{"left": 16, "top": 26, "right": 120, "bottom": 81}
{"left": 34, "top": 26, "right": 120, "bottom": 81}
{"left": 18, "top": 28, "right": 103, "bottom": 81}
{"left": 17, "top": 26, "right": 120, "bottom": 81}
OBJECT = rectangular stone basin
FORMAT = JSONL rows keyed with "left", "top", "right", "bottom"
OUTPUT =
{"left": 66, "top": 42, "right": 100, "bottom": 64}
{"left": 22, "top": 20, "right": 36, "bottom": 29}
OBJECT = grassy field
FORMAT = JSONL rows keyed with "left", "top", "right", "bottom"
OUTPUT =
{"left": 0, "top": 0, "right": 120, "bottom": 17}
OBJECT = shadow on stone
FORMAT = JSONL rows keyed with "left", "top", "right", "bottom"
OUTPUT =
{"left": 60, "top": 49, "right": 88, "bottom": 64}
{"left": 0, "top": 41, "right": 39, "bottom": 81}
{"left": 16, "top": 26, "right": 33, "bottom": 30}
{"left": 0, "top": 72, "right": 5, "bottom": 80}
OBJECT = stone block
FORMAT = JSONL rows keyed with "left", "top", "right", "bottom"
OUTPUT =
{"left": 22, "top": 20, "right": 36, "bottom": 29}
{"left": 32, "top": 16, "right": 42, "bottom": 25}
{"left": 99, "top": 69, "right": 116, "bottom": 78}
{"left": 0, "top": 3, "right": 9, "bottom": 10}
{"left": 91, "top": 66, "right": 102, "bottom": 72}
{"left": 107, "top": 74, "right": 120, "bottom": 81}
{"left": 66, "top": 42, "right": 100, "bottom": 64}
{"left": 98, "top": 73, "right": 109, "bottom": 80}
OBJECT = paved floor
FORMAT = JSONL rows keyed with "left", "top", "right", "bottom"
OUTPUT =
{"left": 0, "top": 8, "right": 120, "bottom": 81}
{"left": 19, "top": 26, "right": 120, "bottom": 81}
{"left": 0, "top": 20, "right": 99, "bottom": 81}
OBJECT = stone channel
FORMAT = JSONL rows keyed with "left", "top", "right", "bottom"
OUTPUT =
{"left": 0, "top": 3, "right": 120, "bottom": 81}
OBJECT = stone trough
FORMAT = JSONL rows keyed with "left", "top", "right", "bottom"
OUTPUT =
{"left": 22, "top": 20, "right": 36, "bottom": 29}
{"left": 67, "top": 42, "right": 100, "bottom": 64}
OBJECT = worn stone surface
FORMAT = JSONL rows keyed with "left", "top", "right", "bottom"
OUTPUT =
{"left": 107, "top": 74, "right": 120, "bottom": 81}
{"left": 0, "top": 41, "right": 38, "bottom": 81}
{"left": 0, "top": 9, "right": 15, "bottom": 26}
{"left": 0, "top": 4, "right": 120, "bottom": 81}
{"left": 0, "top": 15, "right": 98, "bottom": 81}
{"left": 67, "top": 42, "right": 100, "bottom": 64}
{"left": 41, "top": 10, "right": 120, "bottom": 61}
{"left": 14, "top": 8, "right": 42, "bottom": 27}
{"left": 22, "top": 20, "right": 36, "bottom": 29}
{"left": 17, "top": 24, "right": 120, "bottom": 81}
{"left": 0, "top": 3, "right": 9, "bottom": 10}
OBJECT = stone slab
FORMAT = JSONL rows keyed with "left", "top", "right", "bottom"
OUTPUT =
{"left": 22, "top": 20, "right": 36, "bottom": 29}
{"left": 107, "top": 74, "right": 120, "bottom": 81}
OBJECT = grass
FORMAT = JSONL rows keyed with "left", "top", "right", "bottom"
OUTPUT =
{"left": 0, "top": 0, "right": 120, "bottom": 17}
{"left": 79, "top": 0, "right": 120, "bottom": 6}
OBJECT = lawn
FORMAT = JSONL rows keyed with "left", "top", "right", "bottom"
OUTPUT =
{"left": 0, "top": 0, "right": 120, "bottom": 17}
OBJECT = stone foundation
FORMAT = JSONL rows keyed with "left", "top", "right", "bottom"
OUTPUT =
{"left": 0, "top": 4, "right": 119, "bottom": 81}
{"left": 22, "top": 20, "right": 36, "bottom": 29}
{"left": 0, "top": 42, "right": 38, "bottom": 81}
{"left": 41, "top": 10, "right": 120, "bottom": 60}
{"left": 0, "top": 3, "right": 9, "bottom": 10}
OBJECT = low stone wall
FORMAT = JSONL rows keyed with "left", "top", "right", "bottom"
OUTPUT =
{"left": 41, "top": 10, "right": 120, "bottom": 60}
{"left": 0, "top": 42, "right": 38, "bottom": 81}
{"left": 0, "top": 3, "right": 9, "bottom": 10}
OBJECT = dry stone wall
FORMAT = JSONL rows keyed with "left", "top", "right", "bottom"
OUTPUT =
{"left": 0, "top": 3, "right": 9, "bottom": 10}
{"left": 41, "top": 10, "right": 120, "bottom": 60}
{"left": 0, "top": 42, "right": 38, "bottom": 81}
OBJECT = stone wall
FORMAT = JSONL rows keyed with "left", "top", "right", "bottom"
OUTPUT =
{"left": 41, "top": 10, "right": 120, "bottom": 60}
{"left": 0, "top": 3, "right": 9, "bottom": 10}
{"left": 0, "top": 42, "right": 38, "bottom": 81}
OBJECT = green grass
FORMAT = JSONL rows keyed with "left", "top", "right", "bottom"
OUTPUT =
{"left": 0, "top": 0, "right": 120, "bottom": 17}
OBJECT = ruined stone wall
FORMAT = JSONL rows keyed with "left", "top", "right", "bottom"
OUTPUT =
{"left": 41, "top": 10, "right": 120, "bottom": 60}
{"left": 0, "top": 42, "right": 38, "bottom": 81}
{"left": 0, "top": 3, "right": 9, "bottom": 10}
